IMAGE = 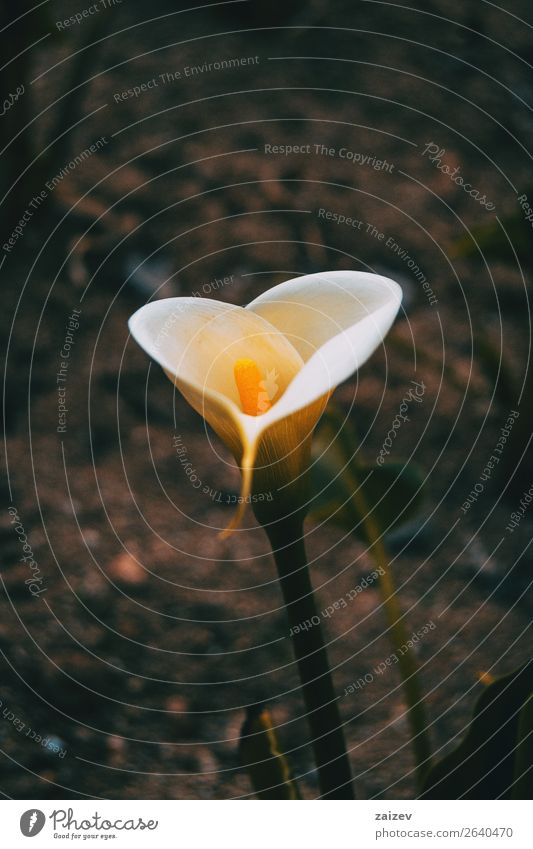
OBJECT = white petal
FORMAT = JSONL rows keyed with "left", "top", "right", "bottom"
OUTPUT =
{"left": 128, "top": 297, "right": 302, "bottom": 426}
{"left": 247, "top": 271, "right": 402, "bottom": 422}
{"left": 247, "top": 270, "right": 401, "bottom": 359}
{"left": 128, "top": 298, "right": 305, "bottom": 508}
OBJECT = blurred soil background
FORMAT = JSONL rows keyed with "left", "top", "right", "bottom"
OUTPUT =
{"left": 0, "top": 0, "right": 532, "bottom": 799}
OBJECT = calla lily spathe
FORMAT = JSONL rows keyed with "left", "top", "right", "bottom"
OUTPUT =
{"left": 128, "top": 270, "right": 402, "bottom": 531}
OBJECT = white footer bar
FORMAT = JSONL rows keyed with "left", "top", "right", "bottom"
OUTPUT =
{"left": 2, "top": 799, "right": 530, "bottom": 848}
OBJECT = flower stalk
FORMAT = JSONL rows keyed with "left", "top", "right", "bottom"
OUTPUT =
{"left": 264, "top": 514, "right": 355, "bottom": 799}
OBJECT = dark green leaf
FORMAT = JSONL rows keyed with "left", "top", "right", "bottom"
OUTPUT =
{"left": 512, "top": 692, "right": 533, "bottom": 799}
{"left": 452, "top": 212, "right": 533, "bottom": 265}
{"left": 239, "top": 704, "right": 300, "bottom": 800}
{"left": 309, "top": 410, "right": 425, "bottom": 542}
{"left": 421, "top": 660, "right": 533, "bottom": 799}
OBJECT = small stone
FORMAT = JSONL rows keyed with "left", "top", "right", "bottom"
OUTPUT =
{"left": 42, "top": 735, "right": 67, "bottom": 757}
{"left": 165, "top": 695, "right": 189, "bottom": 714}
{"left": 108, "top": 552, "right": 147, "bottom": 585}
{"left": 107, "top": 735, "right": 127, "bottom": 767}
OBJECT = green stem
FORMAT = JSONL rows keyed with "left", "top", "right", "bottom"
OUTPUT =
{"left": 265, "top": 517, "right": 355, "bottom": 799}
{"left": 351, "top": 483, "right": 432, "bottom": 789}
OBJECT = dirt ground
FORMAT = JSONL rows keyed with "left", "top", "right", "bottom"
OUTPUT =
{"left": 1, "top": 0, "right": 532, "bottom": 799}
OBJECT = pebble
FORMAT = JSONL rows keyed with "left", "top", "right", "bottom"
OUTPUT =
{"left": 108, "top": 552, "right": 147, "bottom": 586}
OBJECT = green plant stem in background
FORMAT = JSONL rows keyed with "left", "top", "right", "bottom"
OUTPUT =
{"left": 265, "top": 518, "right": 355, "bottom": 799}
{"left": 350, "top": 482, "right": 432, "bottom": 789}
{"left": 319, "top": 414, "right": 432, "bottom": 788}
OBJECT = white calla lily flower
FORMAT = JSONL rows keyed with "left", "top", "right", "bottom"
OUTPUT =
{"left": 128, "top": 270, "right": 402, "bottom": 532}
